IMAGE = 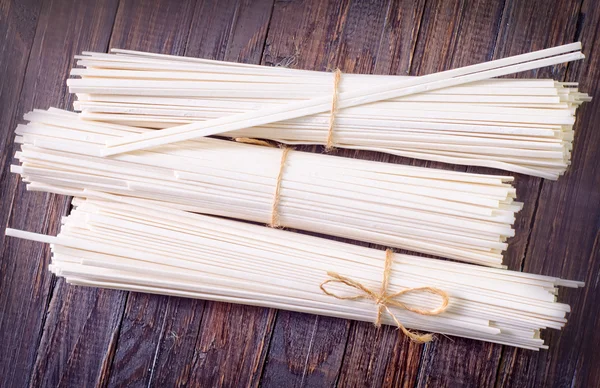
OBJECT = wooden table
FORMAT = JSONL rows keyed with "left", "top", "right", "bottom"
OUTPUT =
{"left": 1, "top": 0, "right": 598, "bottom": 386}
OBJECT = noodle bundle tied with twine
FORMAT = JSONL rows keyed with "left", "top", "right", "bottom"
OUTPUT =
{"left": 17, "top": 109, "right": 524, "bottom": 267}
{"left": 78, "top": 44, "right": 589, "bottom": 179}
{"left": 238, "top": 66, "right": 342, "bottom": 225}
{"left": 235, "top": 67, "right": 342, "bottom": 152}
{"left": 240, "top": 66, "right": 341, "bottom": 152}
{"left": 4, "top": 190, "right": 584, "bottom": 350}
{"left": 237, "top": 66, "right": 341, "bottom": 228}
{"left": 236, "top": 137, "right": 451, "bottom": 340}
{"left": 233, "top": 137, "right": 290, "bottom": 228}
{"left": 320, "top": 249, "right": 450, "bottom": 343}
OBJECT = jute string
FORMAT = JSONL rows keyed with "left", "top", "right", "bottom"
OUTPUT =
{"left": 233, "top": 137, "right": 273, "bottom": 147}
{"left": 233, "top": 137, "right": 290, "bottom": 228}
{"left": 326, "top": 69, "right": 342, "bottom": 151}
{"left": 270, "top": 147, "right": 290, "bottom": 228}
{"left": 237, "top": 69, "right": 341, "bottom": 222}
{"left": 320, "top": 249, "right": 449, "bottom": 343}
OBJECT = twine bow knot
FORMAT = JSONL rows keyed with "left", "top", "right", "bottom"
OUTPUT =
{"left": 320, "top": 249, "right": 449, "bottom": 343}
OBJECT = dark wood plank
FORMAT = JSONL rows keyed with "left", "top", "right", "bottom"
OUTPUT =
{"left": 22, "top": 1, "right": 122, "bottom": 387}
{"left": 139, "top": 2, "right": 254, "bottom": 386}
{"left": 372, "top": 0, "right": 425, "bottom": 76}
{"left": 332, "top": 1, "right": 431, "bottom": 387}
{"left": 260, "top": 0, "right": 350, "bottom": 157}
{"left": 31, "top": 1, "right": 197, "bottom": 385}
{"left": 0, "top": 1, "right": 597, "bottom": 386}
{"left": 260, "top": 1, "right": 428, "bottom": 387}
{"left": 408, "top": 1, "right": 508, "bottom": 386}
{"left": 338, "top": 1, "right": 517, "bottom": 387}
{"left": 169, "top": 1, "right": 277, "bottom": 387}
{"left": 479, "top": 0, "right": 583, "bottom": 272}
{"left": 108, "top": 0, "right": 195, "bottom": 52}
{"left": 260, "top": 312, "right": 350, "bottom": 387}
{"left": 496, "top": 0, "right": 600, "bottom": 386}
{"left": 0, "top": 1, "right": 119, "bottom": 387}
{"left": 186, "top": 0, "right": 274, "bottom": 64}
{"left": 106, "top": 294, "right": 171, "bottom": 387}
{"left": 417, "top": 340, "right": 501, "bottom": 388}
{"left": 100, "top": 1, "right": 198, "bottom": 386}
{"left": 31, "top": 285, "right": 127, "bottom": 388}
{"left": 185, "top": 303, "right": 275, "bottom": 386}
{"left": 416, "top": 0, "right": 586, "bottom": 384}
{"left": 0, "top": 0, "right": 41, "bottom": 226}
{"left": 258, "top": 1, "right": 353, "bottom": 385}
{"left": 470, "top": 0, "right": 584, "bottom": 386}
{"left": 101, "top": 1, "right": 277, "bottom": 386}
{"left": 261, "top": 0, "right": 349, "bottom": 71}
{"left": 0, "top": 0, "right": 44, "bottom": 385}
{"left": 337, "top": 322, "right": 424, "bottom": 388}
{"left": 146, "top": 298, "right": 205, "bottom": 387}
{"left": 403, "top": 0, "right": 470, "bottom": 173}
{"left": 260, "top": 1, "right": 402, "bottom": 386}
{"left": 411, "top": 0, "right": 584, "bottom": 384}
{"left": 299, "top": 315, "right": 351, "bottom": 387}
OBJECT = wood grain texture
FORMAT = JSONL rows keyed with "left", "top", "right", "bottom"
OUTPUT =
{"left": 104, "top": 1, "right": 277, "bottom": 386}
{"left": 496, "top": 0, "right": 600, "bottom": 386}
{"left": 31, "top": 285, "right": 126, "bottom": 388}
{"left": 102, "top": 1, "right": 198, "bottom": 386}
{"left": 482, "top": 0, "right": 583, "bottom": 272}
{"left": 332, "top": 1, "right": 516, "bottom": 383}
{"left": 178, "top": 2, "right": 277, "bottom": 386}
{"left": 185, "top": 303, "right": 275, "bottom": 387}
{"left": 109, "top": 0, "right": 195, "bottom": 52}
{"left": 0, "top": 1, "right": 599, "bottom": 387}
{"left": 337, "top": 322, "right": 423, "bottom": 388}
{"left": 0, "top": 1, "right": 119, "bottom": 388}
{"left": 23, "top": 0, "right": 122, "bottom": 386}
{"left": 260, "top": 2, "right": 430, "bottom": 387}
{"left": 107, "top": 294, "right": 171, "bottom": 387}
{"left": 0, "top": 1, "right": 43, "bottom": 386}
{"left": 262, "top": 0, "right": 348, "bottom": 71}
{"left": 475, "top": 0, "right": 584, "bottom": 386}
{"left": 260, "top": 312, "right": 349, "bottom": 387}
{"left": 187, "top": 0, "right": 274, "bottom": 64}
{"left": 259, "top": 1, "right": 352, "bottom": 385}
{"left": 333, "top": 2, "right": 427, "bottom": 387}
{"left": 410, "top": 1, "right": 507, "bottom": 386}
{"left": 0, "top": 0, "right": 41, "bottom": 233}
{"left": 146, "top": 297, "right": 205, "bottom": 387}
{"left": 142, "top": 3, "right": 269, "bottom": 385}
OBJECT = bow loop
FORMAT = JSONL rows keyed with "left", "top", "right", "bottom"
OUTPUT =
{"left": 320, "top": 249, "right": 449, "bottom": 343}
{"left": 320, "top": 271, "right": 379, "bottom": 301}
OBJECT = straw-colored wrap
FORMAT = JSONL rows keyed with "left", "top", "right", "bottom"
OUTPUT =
{"left": 270, "top": 147, "right": 291, "bottom": 228}
{"left": 236, "top": 67, "right": 341, "bottom": 223}
{"left": 320, "top": 249, "right": 449, "bottom": 343}
{"left": 234, "top": 137, "right": 290, "bottom": 229}
{"left": 326, "top": 68, "right": 342, "bottom": 151}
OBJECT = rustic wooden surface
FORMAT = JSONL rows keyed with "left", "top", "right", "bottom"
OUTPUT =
{"left": 0, "top": 0, "right": 599, "bottom": 386}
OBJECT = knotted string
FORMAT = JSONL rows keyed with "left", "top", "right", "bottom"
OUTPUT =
{"left": 326, "top": 68, "right": 342, "bottom": 151}
{"left": 238, "top": 68, "right": 341, "bottom": 153}
{"left": 320, "top": 249, "right": 449, "bottom": 343}
{"left": 233, "top": 137, "right": 290, "bottom": 228}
